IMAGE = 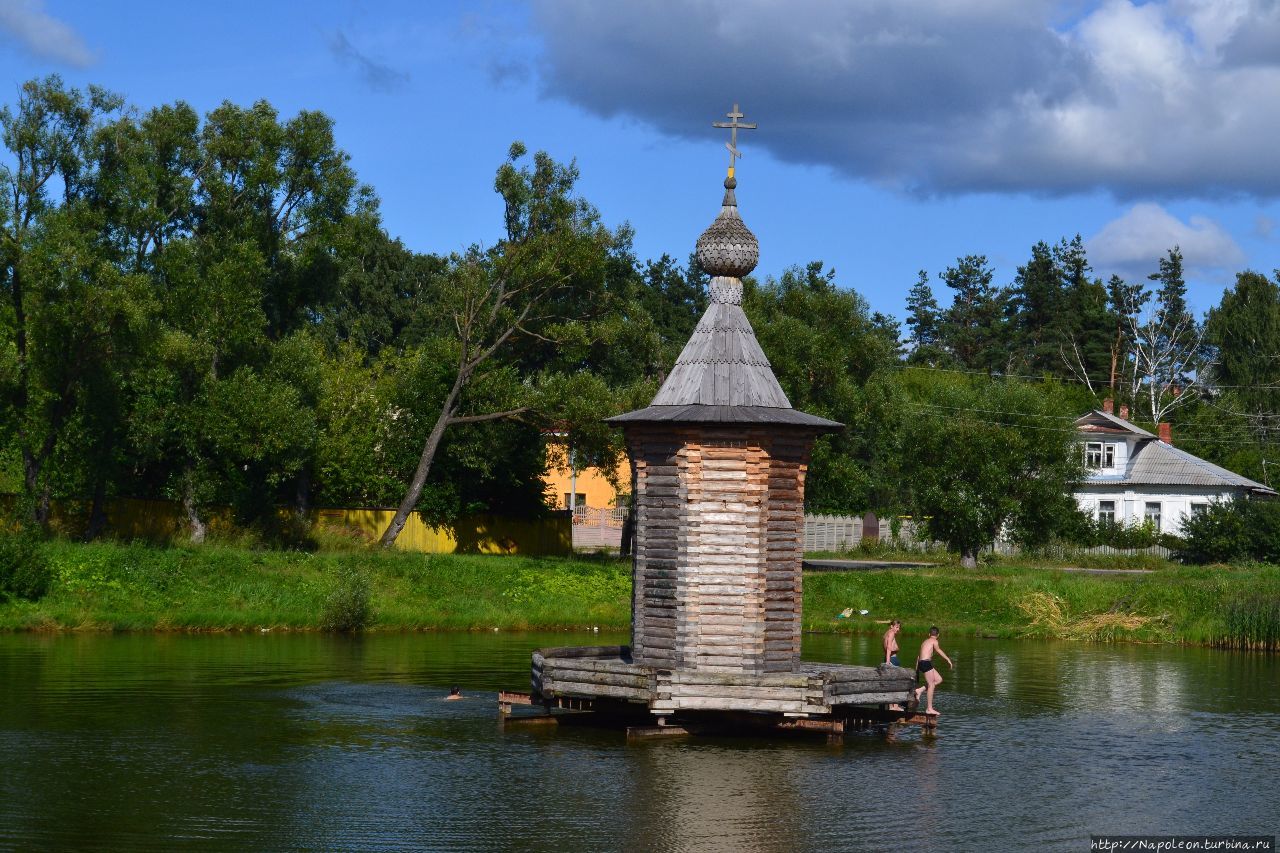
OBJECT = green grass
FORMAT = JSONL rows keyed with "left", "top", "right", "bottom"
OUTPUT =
{"left": 0, "top": 539, "right": 632, "bottom": 633}
{"left": 1, "top": 538, "right": 1277, "bottom": 649}
{"left": 804, "top": 561, "right": 1280, "bottom": 648}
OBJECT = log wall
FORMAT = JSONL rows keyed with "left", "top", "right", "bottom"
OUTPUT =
{"left": 625, "top": 424, "right": 818, "bottom": 674}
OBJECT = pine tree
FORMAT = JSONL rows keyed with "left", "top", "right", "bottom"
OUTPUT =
{"left": 940, "top": 255, "right": 1007, "bottom": 372}
{"left": 905, "top": 270, "right": 945, "bottom": 365}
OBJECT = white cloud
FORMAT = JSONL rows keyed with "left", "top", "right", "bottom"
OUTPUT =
{"left": 0, "top": 0, "right": 93, "bottom": 67}
{"left": 527, "top": 0, "right": 1280, "bottom": 198}
{"left": 1087, "top": 203, "right": 1245, "bottom": 280}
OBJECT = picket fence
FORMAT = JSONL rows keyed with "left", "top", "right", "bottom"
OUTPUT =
{"left": 804, "top": 512, "right": 1172, "bottom": 559}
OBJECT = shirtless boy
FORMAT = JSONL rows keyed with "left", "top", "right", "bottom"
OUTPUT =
{"left": 912, "top": 626, "right": 953, "bottom": 716}
{"left": 883, "top": 619, "right": 904, "bottom": 711}
{"left": 883, "top": 620, "right": 901, "bottom": 667}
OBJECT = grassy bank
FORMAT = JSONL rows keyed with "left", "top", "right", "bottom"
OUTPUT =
{"left": 1, "top": 539, "right": 1278, "bottom": 649}
{"left": 804, "top": 562, "right": 1280, "bottom": 648}
{"left": 0, "top": 539, "right": 630, "bottom": 633}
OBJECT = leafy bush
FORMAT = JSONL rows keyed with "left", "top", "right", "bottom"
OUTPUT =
{"left": 0, "top": 533, "right": 52, "bottom": 601}
{"left": 320, "top": 566, "right": 371, "bottom": 631}
{"left": 1178, "top": 498, "right": 1280, "bottom": 564}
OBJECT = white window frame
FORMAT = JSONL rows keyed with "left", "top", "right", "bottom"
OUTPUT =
{"left": 1144, "top": 501, "right": 1162, "bottom": 531}
{"left": 1085, "top": 442, "right": 1115, "bottom": 470}
{"left": 1098, "top": 500, "right": 1116, "bottom": 525}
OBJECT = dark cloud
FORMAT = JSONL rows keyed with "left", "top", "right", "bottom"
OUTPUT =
{"left": 329, "top": 30, "right": 409, "bottom": 92}
{"left": 528, "top": 0, "right": 1280, "bottom": 199}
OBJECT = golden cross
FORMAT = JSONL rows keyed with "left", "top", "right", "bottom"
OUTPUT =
{"left": 712, "top": 103, "right": 757, "bottom": 180}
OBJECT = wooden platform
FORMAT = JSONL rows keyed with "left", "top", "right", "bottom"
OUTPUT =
{"left": 530, "top": 645, "right": 917, "bottom": 719}
{"left": 500, "top": 666, "right": 937, "bottom": 743}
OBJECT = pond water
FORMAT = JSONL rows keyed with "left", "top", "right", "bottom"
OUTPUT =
{"left": 1, "top": 631, "right": 1276, "bottom": 851}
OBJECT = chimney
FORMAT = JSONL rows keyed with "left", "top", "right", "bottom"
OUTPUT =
{"left": 1158, "top": 422, "right": 1172, "bottom": 444}
{"left": 1119, "top": 404, "right": 1130, "bottom": 420}
{"left": 1102, "top": 399, "right": 1114, "bottom": 414}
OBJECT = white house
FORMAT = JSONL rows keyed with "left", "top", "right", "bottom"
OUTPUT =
{"left": 1073, "top": 408, "right": 1277, "bottom": 535}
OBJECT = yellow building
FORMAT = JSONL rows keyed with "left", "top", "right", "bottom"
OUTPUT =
{"left": 544, "top": 454, "right": 631, "bottom": 510}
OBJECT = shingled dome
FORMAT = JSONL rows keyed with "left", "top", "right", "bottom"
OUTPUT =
{"left": 608, "top": 177, "right": 841, "bottom": 430}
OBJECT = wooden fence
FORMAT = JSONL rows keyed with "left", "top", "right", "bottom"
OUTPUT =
{"left": 802, "top": 513, "right": 1172, "bottom": 559}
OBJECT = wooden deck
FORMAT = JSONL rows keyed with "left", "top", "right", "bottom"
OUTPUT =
{"left": 498, "top": 689, "right": 937, "bottom": 741}
{"left": 530, "top": 645, "right": 917, "bottom": 717}
{"left": 505, "top": 644, "right": 936, "bottom": 742}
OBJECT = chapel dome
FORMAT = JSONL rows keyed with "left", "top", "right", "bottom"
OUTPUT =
{"left": 694, "top": 178, "right": 758, "bottom": 278}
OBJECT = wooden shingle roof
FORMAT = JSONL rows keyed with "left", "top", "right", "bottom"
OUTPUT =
{"left": 608, "top": 178, "right": 843, "bottom": 431}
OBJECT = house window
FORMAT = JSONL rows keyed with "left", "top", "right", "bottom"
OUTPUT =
{"left": 563, "top": 492, "right": 586, "bottom": 510}
{"left": 1189, "top": 503, "right": 1209, "bottom": 518}
{"left": 1144, "top": 501, "right": 1162, "bottom": 531}
{"left": 1098, "top": 500, "right": 1116, "bottom": 525}
{"left": 1085, "top": 442, "right": 1115, "bottom": 469}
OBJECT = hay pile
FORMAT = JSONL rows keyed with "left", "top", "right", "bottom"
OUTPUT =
{"left": 1016, "top": 591, "right": 1163, "bottom": 642}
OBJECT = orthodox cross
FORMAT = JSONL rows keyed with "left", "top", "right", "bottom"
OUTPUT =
{"left": 712, "top": 103, "right": 756, "bottom": 179}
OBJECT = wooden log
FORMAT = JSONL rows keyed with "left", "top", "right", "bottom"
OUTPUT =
{"left": 664, "top": 685, "right": 809, "bottom": 700}
{"left": 829, "top": 691, "right": 912, "bottom": 706}
{"left": 663, "top": 697, "right": 809, "bottom": 712}
{"left": 535, "top": 645, "right": 629, "bottom": 660}
{"left": 543, "top": 658, "right": 651, "bottom": 677}
{"left": 663, "top": 671, "right": 813, "bottom": 688}
{"left": 542, "top": 680, "right": 652, "bottom": 701}
{"left": 543, "top": 669, "right": 652, "bottom": 690}
{"left": 827, "top": 679, "right": 915, "bottom": 696}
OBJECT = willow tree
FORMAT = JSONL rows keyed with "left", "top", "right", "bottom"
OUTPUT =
{"left": 378, "top": 143, "right": 615, "bottom": 546}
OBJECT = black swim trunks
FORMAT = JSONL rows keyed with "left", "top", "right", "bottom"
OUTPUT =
{"left": 916, "top": 659, "right": 934, "bottom": 675}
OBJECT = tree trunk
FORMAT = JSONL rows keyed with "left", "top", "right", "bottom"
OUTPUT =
{"left": 620, "top": 510, "right": 635, "bottom": 557}
{"left": 21, "top": 448, "right": 48, "bottom": 526}
{"left": 183, "top": 472, "right": 206, "bottom": 544}
{"left": 83, "top": 478, "right": 109, "bottom": 542}
{"left": 294, "top": 464, "right": 312, "bottom": 521}
{"left": 960, "top": 548, "right": 978, "bottom": 569}
{"left": 380, "top": 383, "right": 463, "bottom": 547}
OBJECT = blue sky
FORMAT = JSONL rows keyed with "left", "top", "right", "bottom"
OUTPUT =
{"left": 3, "top": 0, "right": 1280, "bottom": 321}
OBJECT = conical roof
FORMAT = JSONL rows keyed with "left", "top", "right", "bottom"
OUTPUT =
{"left": 608, "top": 178, "right": 842, "bottom": 431}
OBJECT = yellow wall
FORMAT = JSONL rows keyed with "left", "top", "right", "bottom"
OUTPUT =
{"left": 544, "top": 456, "right": 632, "bottom": 509}
{"left": 12, "top": 495, "right": 572, "bottom": 556}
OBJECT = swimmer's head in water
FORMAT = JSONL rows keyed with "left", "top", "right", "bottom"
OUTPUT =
{"left": 449, "top": 686, "right": 461, "bottom": 696}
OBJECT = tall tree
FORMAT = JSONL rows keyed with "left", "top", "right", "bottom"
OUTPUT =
{"left": 378, "top": 143, "right": 616, "bottom": 546}
{"left": 940, "top": 254, "right": 1008, "bottom": 372}
{"left": 0, "top": 76, "right": 133, "bottom": 523}
{"left": 1129, "top": 248, "right": 1206, "bottom": 423}
{"left": 905, "top": 269, "right": 946, "bottom": 366}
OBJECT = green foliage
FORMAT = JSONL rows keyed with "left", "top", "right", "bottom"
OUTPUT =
{"left": 320, "top": 566, "right": 371, "bottom": 632}
{"left": 1221, "top": 593, "right": 1280, "bottom": 650}
{"left": 0, "top": 531, "right": 51, "bottom": 601}
{"left": 1177, "top": 498, "right": 1280, "bottom": 564}
{"left": 897, "top": 373, "right": 1084, "bottom": 563}
{"left": 745, "top": 262, "right": 899, "bottom": 512}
